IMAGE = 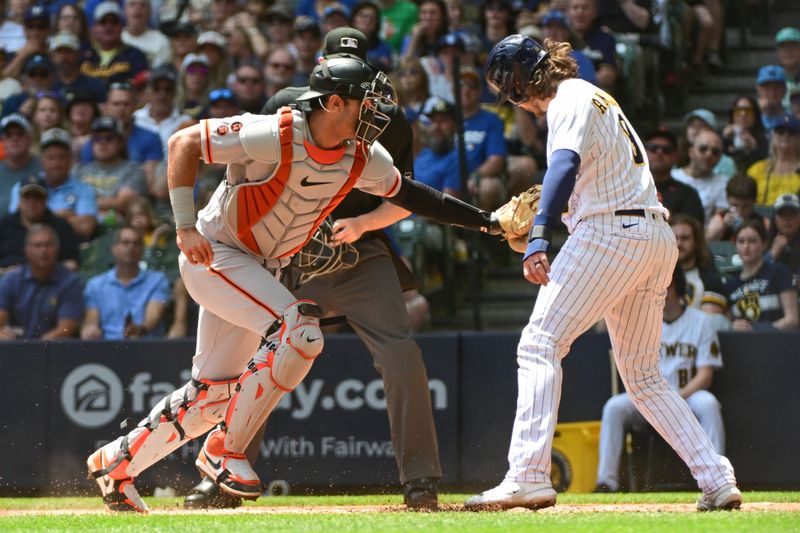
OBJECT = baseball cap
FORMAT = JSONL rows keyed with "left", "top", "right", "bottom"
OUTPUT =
{"left": 323, "top": 3, "right": 351, "bottom": 20}
{"left": 757, "top": 65, "right": 786, "bottom": 85}
{"left": 24, "top": 4, "right": 49, "bottom": 23}
{"left": 683, "top": 108, "right": 717, "bottom": 130}
{"left": 774, "top": 193, "right": 800, "bottom": 212}
{"left": 49, "top": 31, "right": 81, "bottom": 52}
{"left": 643, "top": 128, "right": 678, "bottom": 147}
{"left": 775, "top": 27, "right": 800, "bottom": 44}
{"left": 165, "top": 20, "right": 197, "bottom": 37}
{"left": 437, "top": 33, "right": 465, "bottom": 52}
{"left": 770, "top": 114, "right": 800, "bottom": 132}
{"left": 460, "top": 66, "right": 481, "bottom": 83}
{"left": 423, "top": 98, "right": 456, "bottom": 119}
{"left": 64, "top": 91, "right": 98, "bottom": 114}
{"left": 197, "top": 31, "right": 225, "bottom": 49}
{"left": 181, "top": 53, "right": 209, "bottom": 71}
{"left": 208, "top": 87, "right": 237, "bottom": 104}
{"left": 265, "top": 6, "right": 293, "bottom": 23}
{"left": 1, "top": 113, "right": 33, "bottom": 135}
{"left": 323, "top": 27, "right": 368, "bottom": 60}
{"left": 40, "top": 128, "right": 72, "bottom": 149}
{"left": 541, "top": 9, "right": 569, "bottom": 27}
{"left": 90, "top": 116, "right": 125, "bottom": 136}
{"left": 150, "top": 64, "right": 178, "bottom": 85}
{"left": 19, "top": 177, "right": 48, "bottom": 199}
{"left": 93, "top": 1, "right": 123, "bottom": 22}
{"left": 294, "top": 16, "right": 321, "bottom": 36}
{"left": 24, "top": 54, "right": 53, "bottom": 74}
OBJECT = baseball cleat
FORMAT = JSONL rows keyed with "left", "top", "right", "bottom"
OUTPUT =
{"left": 184, "top": 477, "right": 243, "bottom": 509}
{"left": 696, "top": 484, "right": 743, "bottom": 511}
{"left": 464, "top": 481, "right": 557, "bottom": 511}
{"left": 86, "top": 449, "right": 149, "bottom": 513}
{"left": 196, "top": 431, "right": 261, "bottom": 500}
{"left": 403, "top": 477, "right": 439, "bottom": 511}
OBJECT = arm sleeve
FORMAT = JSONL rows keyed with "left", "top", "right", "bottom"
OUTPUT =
{"left": 57, "top": 275, "right": 85, "bottom": 321}
{"left": 533, "top": 149, "right": 581, "bottom": 228}
{"left": 386, "top": 177, "right": 492, "bottom": 231}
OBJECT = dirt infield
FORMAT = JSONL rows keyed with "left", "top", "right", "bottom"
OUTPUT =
{"left": 2, "top": 502, "right": 799, "bottom": 516}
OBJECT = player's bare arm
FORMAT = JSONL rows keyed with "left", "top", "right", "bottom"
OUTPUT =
{"left": 678, "top": 365, "right": 713, "bottom": 399}
{"left": 332, "top": 201, "right": 411, "bottom": 245}
{"left": 167, "top": 125, "right": 213, "bottom": 266}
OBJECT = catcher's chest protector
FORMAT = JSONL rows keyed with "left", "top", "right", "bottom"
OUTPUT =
{"left": 222, "top": 108, "right": 367, "bottom": 259}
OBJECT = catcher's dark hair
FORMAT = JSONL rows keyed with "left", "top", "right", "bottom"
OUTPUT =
{"left": 734, "top": 219, "right": 768, "bottom": 242}
{"left": 526, "top": 38, "right": 578, "bottom": 101}
{"left": 669, "top": 213, "right": 712, "bottom": 268}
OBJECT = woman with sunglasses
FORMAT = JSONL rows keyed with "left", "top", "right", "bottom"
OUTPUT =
{"left": 746, "top": 116, "right": 800, "bottom": 205}
{"left": 722, "top": 95, "right": 768, "bottom": 173}
{"left": 725, "top": 219, "right": 798, "bottom": 332}
{"left": 177, "top": 53, "right": 211, "bottom": 119}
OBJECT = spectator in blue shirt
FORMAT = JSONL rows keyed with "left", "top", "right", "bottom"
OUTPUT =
{"left": 756, "top": 65, "right": 790, "bottom": 130}
{"left": 0, "top": 114, "right": 42, "bottom": 218}
{"left": 413, "top": 99, "right": 461, "bottom": 196}
{"left": 0, "top": 223, "right": 83, "bottom": 340}
{"left": 81, "top": 226, "right": 171, "bottom": 340}
{"left": 539, "top": 10, "right": 598, "bottom": 85}
{"left": 9, "top": 128, "right": 98, "bottom": 241}
{"left": 567, "top": 0, "right": 619, "bottom": 92}
{"left": 460, "top": 67, "right": 507, "bottom": 209}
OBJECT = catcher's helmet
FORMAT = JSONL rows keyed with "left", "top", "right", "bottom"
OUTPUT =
{"left": 485, "top": 34, "right": 549, "bottom": 105}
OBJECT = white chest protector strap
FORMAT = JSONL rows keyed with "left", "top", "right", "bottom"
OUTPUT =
{"left": 221, "top": 300, "right": 324, "bottom": 453}
{"left": 92, "top": 377, "right": 238, "bottom": 480}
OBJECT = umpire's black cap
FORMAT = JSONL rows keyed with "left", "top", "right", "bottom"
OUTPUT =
{"left": 323, "top": 27, "right": 369, "bottom": 61}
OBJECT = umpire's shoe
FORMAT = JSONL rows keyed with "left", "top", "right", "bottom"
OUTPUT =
{"left": 464, "top": 481, "right": 557, "bottom": 511}
{"left": 696, "top": 484, "right": 743, "bottom": 511}
{"left": 184, "top": 477, "right": 243, "bottom": 509}
{"left": 403, "top": 477, "right": 439, "bottom": 511}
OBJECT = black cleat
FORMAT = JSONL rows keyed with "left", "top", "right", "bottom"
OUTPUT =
{"left": 593, "top": 482, "right": 616, "bottom": 493}
{"left": 184, "top": 477, "right": 243, "bottom": 510}
{"left": 403, "top": 477, "right": 439, "bottom": 511}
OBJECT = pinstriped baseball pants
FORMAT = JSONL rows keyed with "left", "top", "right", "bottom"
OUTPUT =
{"left": 504, "top": 212, "right": 737, "bottom": 494}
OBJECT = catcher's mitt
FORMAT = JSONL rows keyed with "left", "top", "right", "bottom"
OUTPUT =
{"left": 494, "top": 184, "right": 542, "bottom": 253}
{"left": 292, "top": 219, "right": 359, "bottom": 283}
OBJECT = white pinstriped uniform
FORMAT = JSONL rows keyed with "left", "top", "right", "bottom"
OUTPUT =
{"left": 504, "top": 79, "right": 737, "bottom": 494}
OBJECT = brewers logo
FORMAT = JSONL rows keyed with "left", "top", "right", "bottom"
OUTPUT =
{"left": 736, "top": 291, "right": 761, "bottom": 321}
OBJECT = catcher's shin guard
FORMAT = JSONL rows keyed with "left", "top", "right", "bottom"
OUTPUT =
{"left": 86, "top": 449, "right": 149, "bottom": 513}
{"left": 199, "top": 301, "right": 324, "bottom": 497}
{"left": 87, "top": 376, "right": 237, "bottom": 503}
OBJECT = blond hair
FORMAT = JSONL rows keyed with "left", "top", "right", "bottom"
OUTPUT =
{"left": 527, "top": 39, "right": 579, "bottom": 101}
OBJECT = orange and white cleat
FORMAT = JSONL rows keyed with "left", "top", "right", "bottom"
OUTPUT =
{"left": 196, "top": 429, "right": 262, "bottom": 500}
{"left": 87, "top": 448, "right": 149, "bottom": 513}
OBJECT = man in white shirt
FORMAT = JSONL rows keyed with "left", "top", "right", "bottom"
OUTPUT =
{"left": 672, "top": 128, "right": 730, "bottom": 224}
{"left": 122, "top": 0, "right": 173, "bottom": 69}
{"left": 133, "top": 66, "right": 192, "bottom": 155}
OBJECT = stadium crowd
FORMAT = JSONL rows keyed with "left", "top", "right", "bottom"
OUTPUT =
{"left": 0, "top": 0, "right": 798, "bottom": 341}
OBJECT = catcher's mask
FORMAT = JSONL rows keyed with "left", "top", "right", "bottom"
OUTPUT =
{"left": 293, "top": 219, "right": 359, "bottom": 284}
{"left": 355, "top": 71, "right": 396, "bottom": 152}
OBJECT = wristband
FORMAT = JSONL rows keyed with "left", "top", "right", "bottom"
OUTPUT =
{"left": 169, "top": 186, "right": 197, "bottom": 229}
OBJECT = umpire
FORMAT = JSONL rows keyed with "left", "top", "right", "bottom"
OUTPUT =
{"left": 184, "top": 27, "right": 442, "bottom": 510}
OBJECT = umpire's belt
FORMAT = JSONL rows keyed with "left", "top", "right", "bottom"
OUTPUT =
{"left": 614, "top": 209, "right": 667, "bottom": 222}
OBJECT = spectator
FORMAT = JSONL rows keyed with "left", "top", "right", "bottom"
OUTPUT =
{"left": 413, "top": 99, "right": 460, "bottom": 196}
{"left": 460, "top": 67, "right": 507, "bottom": 209}
{"left": 221, "top": 12, "right": 269, "bottom": 67}
{"left": 263, "top": 7, "right": 294, "bottom": 47}
{"left": 75, "top": 117, "right": 148, "bottom": 224}
{"left": 292, "top": 17, "right": 324, "bottom": 86}
{"left": 80, "top": 1, "right": 148, "bottom": 86}
{"left": 55, "top": 3, "right": 90, "bottom": 44}
{"left": 684, "top": 0, "right": 724, "bottom": 74}
{"left": 31, "top": 93, "right": 66, "bottom": 142}
{"left": 10, "top": 128, "right": 97, "bottom": 240}
{"left": 0, "top": 114, "right": 41, "bottom": 217}
{"left": 0, "top": 0, "right": 25, "bottom": 53}
{"left": 480, "top": 0, "right": 516, "bottom": 52}
{"left": 0, "top": 223, "right": 83, "bottom": 340}
{"left": 1, "top": 54, "right": 56, "bottom": 119}
{"left": 594, "top": 265, "right": 725, "bottom": 493}
{"left": 644, "top": 129, "right": 705, "bottom": 225}
{"left": 1, "top": 4, "right": 50, "bottom": 79}
{"left": 670, "top": 213, "right": 728, "bottom": 318}
{"left": 176, "top": 54, "right": 211, "bottom": 119}
{"left": 263, "top": 47, "right": 297, "bottom": 101}
{"left": 747, "top": 115, "right": 800, "bottom": 206}
{"left": 0, "top": 45, "right": 22, "bottom": 100}
{"left": 81, "top": 226, "right": 171, "bottom": 340}
{"left": 197, "top": 31, "right": 230, "bottom": 90}
{"left": 756, "top": 65, "right": 789, "bottom": 131}
{"left": 539, "top": 9, "right": 597, "bottom": 84}
{"left": 165, "top": 22, "right": 198, "bottom": 75}
{"left": 680, "top": 109, "right": 736, "bottom": 178}
{"left": 321, "top": 3, "right": 350, "bottom": 34}
{"left": 380, "top": 0, "right": 418, "bottom": 54}
{"left": 395, "top": 56, "right": 437, "bottom": 125}
{"left": 726, "top": 220, "right": 798, "bottom": 331}
{"left": 196, "top": 88, "right": 237, "bottom": 200}
{"left": 775, "top": 27, "right": 800, "bottom": 113}
{"left": 402, "top": 0, "right": 449, "bottom": 59}
{"left": 122, "top": 0, "right": 172, "bottom": 70}
{"left": 721, "top": 95, "right": 769, "bottom": 174}
{"left": 767, "top": 193, "right": 800, "bottom": 276}
{"left": 0, "top": 179, "right": 80, "bottom": 271}
{"left": 231, "top": 62, "right": 268, "bottom": 114}
{"left": 706, "top": 174, "right": 769, "bottom": 242}
{"left": 567, "top": 0, "right": 618, "bottom": 92}
{"left": 351, "top": 1, "right": 393, "bottom": 72}
{"left": 50, "top": 31, "right": 108, "bottom": 105}
{"left": 596, "top": 0, "right": 651, "bottom": 33}
{"left": 135, "top": 66, "right": 191, "bottom": 152}
{"left": 421, "top": 32, "right": 468, "bottom": 103}
{"left": 790, "top": 86, "right": 800, "bottom": 121}
{"left": 80, "top": 83, "right": 163, "bottom": 198}
{"left": 205, "top": 87, "right": 240, "bottom": 119}
{"left": 209, "top": 0, "right": 242, "bottom": 32}
{"left": 672, "top": 127, "right": 729, "bottom": 224}
{"left": 64, "top": 91, "right": 100, "bottom": 159}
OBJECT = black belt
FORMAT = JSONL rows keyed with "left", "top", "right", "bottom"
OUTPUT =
{"left": 614, "top": 209, "right": 646, "bottom": 217}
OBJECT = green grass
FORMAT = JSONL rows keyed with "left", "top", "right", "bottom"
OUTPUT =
{"left": 1, "top": 492, "right": 799, "bottom": 532}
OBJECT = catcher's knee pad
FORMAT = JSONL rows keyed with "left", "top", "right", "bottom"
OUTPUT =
{"left": 91, "top": 378, "right": 237, "bottom": 480}
{"left": 223, "top": 300, "right": 324, "bottom": 452}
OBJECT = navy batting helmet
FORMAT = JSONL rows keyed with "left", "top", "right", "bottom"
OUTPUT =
{"left": 484, "top": 34, "right": 548, "bottom": 105}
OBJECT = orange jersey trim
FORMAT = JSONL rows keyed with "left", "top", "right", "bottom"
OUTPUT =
{"left": 383, "top": 168, "right": 402, "bottom": 197}
{"left": 203, "top": 120, "right": 213, "bottom": 163}
{"left": 303, "top": 138, "right": 345, "bottom": 164}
